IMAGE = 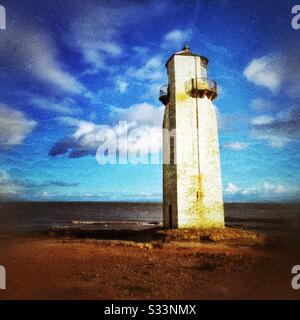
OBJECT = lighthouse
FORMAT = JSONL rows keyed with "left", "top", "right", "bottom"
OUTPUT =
{"left": 159, "top": 45, "right": 224, "bottom": 229}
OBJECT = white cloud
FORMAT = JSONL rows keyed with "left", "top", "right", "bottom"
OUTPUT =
{"left": 0, "top": 104, "right": 37, "bottom": 149}
{"left": 250, "top": 98, "right": 273, "bottom": 111}
{"left": 56, "top": 116, "right": 82, "bottom": 127}
{"left": 251, "top": 115, "right": 274, "bottom": 125}
{"left": 51, "top": 103, "right": 164, "bottom": 159}
{"left": 263, "top": 181, "right": 285, "bottom": 194}
{"left": 116, "top": 79, "right": 129, "bottom": 93}
{"left": 63, "top": 4, "right": 133, "bottom": 72}
{"left": 245, "top": 49, "right": 300, "bottom": 100}
{"left": 132, "top": 46, "right": 149, "bottom": 56}
{"left": 29, "top": 96, "right": 81, "bottom": 115}
{"left": 63, "top": 1, "right": 167, "bottom": 73}
{"left": 50, "top": 119, "right": 162, "bottom": 160}
{"left": 224, "top": 181, "right": 289, "bottom": 198}
{"left": 244, "top": 54, "right": 284, "bottom": 93}
{"left": 0, "top": 170, "right": 19, "bottom": 197}
{"left": 0, "top": 169, "right": 79, "bottom": 199}
{"left": 130, "top": 55, "right": 164, "bottom": 82}
{"left": 197, "top": 33, "right": 230, "bottom": 56}
{"left": 162, "top": 29, "right": 192, "bottom": 47}
{"left": 215, "top": 105, "right": 249, "bottom": 133}
{"left": 124, "top": 55, "right": 166, "bottom": 99}
{"left": 252, "top": 130, "right": 291, "bottom": 148}
{"left": 222, "top": 141, "right": 249, "bottom": 151}
{"left": 224, "top": 183, "right": 239, "bottom": 194}
{"left": 251, "top": 107, "right": 300, "bottom": 148}
{"left": 0, "top": 25, "right": 84, "bottom": 94}
{"left": 111, "top": 103, "right": 164, "bottom": 127}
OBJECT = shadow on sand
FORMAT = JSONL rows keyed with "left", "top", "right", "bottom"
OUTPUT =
{"left": 48, "top": 226, "right": 165, "bottom": 243}
{"left": 43, "top": 225, "right": 267, "bottom": 246}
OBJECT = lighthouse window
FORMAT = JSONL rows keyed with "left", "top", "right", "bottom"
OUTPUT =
{"left": 170, "top": 136, "right": 175, "bottom": 164}
{"left": 169, "top": 204, "right": 173, "bottom": 228}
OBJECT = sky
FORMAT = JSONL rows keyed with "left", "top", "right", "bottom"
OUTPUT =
{"left": 0, "top": 0, "right": 299, "bottom": 202}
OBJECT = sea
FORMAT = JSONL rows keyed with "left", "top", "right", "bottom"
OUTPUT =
{"left": 0, "top": 202, "right": 300, "bottom": 238}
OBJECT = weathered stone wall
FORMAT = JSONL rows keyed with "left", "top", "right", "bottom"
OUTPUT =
{"left": 163, "top": 53, "right": 224, "bottom": 229}
{"left": 163, "top": 58, "right": 178, "bottom": 228}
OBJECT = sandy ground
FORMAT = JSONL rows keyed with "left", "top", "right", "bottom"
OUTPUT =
{"left": 0, "top": 229, "right": 299, "bottom": 300}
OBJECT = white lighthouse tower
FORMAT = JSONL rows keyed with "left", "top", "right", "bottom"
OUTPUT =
{"left": 160, "top": 45, "right": 224, "bottom": 229}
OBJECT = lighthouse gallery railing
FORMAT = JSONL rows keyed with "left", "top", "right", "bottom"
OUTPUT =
{"left": 159, "top": 78, "right": 217, "bottom": 105}
{"left": 185, "top": 78, "right": 217, "bottom": 94}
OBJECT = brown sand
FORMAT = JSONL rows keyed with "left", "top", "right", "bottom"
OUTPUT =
{"left": 0, "top": 227, "right": 299, "bottom": 300}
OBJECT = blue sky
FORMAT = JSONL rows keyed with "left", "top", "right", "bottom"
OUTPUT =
{"left": 0, "top": 0, "right": 299, "bottom": 202}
